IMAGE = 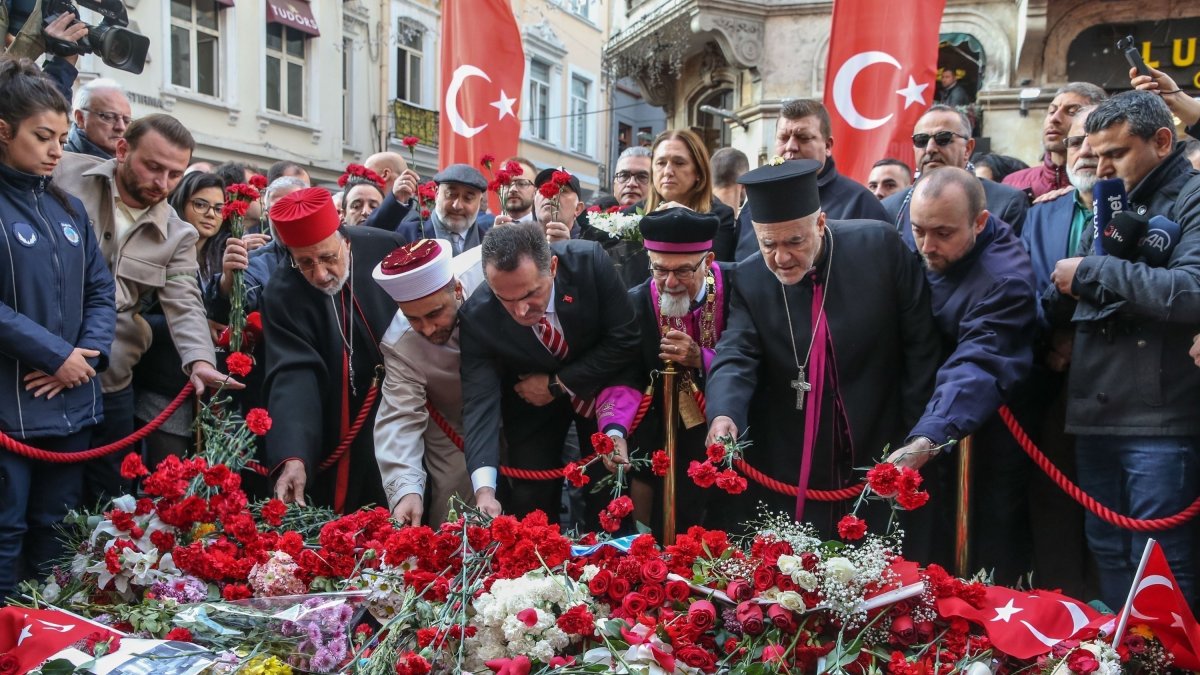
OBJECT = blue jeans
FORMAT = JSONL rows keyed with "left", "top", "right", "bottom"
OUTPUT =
{"left": 1075, "top": 435, "right": 1199, "bottom": 611}
{"left": 0, "top": 430, "right": 89, "bottom": 599}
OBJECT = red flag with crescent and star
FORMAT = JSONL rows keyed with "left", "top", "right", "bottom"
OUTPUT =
{"left": 936, "top": 585, "right": 1104, "bottom": 659}
{"left": 1113, "top": 539, "right": 1200, "bottom": 669}
{"left": 822, "top": 0, "right": 946, "bottom": 183}
{"left": 438, "top": 0, "right": 524, "bottom": 171}
{"left": 0, "top": 606, "right": 122, "bottom": 671}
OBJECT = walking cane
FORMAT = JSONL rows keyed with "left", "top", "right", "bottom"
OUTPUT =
{"left": 661, "top": 360, "right": 679, "bottom": 545}
{"left": 955, "top": 435, "right": 973, "bottom": 577}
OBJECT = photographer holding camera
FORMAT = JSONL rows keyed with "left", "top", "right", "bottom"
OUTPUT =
{"left": 2, "top": 1, "right": 87, "bottom": 101}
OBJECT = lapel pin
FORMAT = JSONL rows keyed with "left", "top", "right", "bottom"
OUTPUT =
{"left": 562, "top": 295, "right": 573, "bottom": 303}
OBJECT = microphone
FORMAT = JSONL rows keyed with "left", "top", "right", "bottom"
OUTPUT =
{"left": 1137, "top": 215, "right": 1181, "bottom": 267}
{"left": 1092, "top": 178, "right": 1128, "bottom": 256}
{"left": 1099, "top": 211, "right": 1146, "bottom": 260}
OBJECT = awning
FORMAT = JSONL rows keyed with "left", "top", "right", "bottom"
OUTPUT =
{"left": 213, "top": 0, "right": 234, "bottom": 7}
{"left": 265, "top": 0, "right": 319, "bottom": 37}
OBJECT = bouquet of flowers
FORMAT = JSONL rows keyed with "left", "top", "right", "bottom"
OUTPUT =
{"left": 586, "top": 206, "right": 643, "bottom": 243}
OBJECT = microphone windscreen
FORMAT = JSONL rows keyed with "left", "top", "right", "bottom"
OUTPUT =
{"left": 1137, "top": 215, "right": 1181, "bottom": 267}
{"left": 1092, "top": 178, "right": 1128, "bottom": 256}
{"left": 1100, "top": 211, "right": 1146, "bottom": 260}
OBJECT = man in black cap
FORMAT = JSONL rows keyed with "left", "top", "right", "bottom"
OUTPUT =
{"left": 535, "top": 167, "right": 584, "bottom": 242}
{"left": 396, "top": 164, "right": 495, "bottom": 253}
{"left": 595, "top": 207, "right": 737, "bottom": 534}
{"left": 706, "top": 159, "right": 941, "bottom": 538}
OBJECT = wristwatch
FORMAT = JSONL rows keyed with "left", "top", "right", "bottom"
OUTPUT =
{"left": 547, "top": 377, "right": 565, "bottom": 399}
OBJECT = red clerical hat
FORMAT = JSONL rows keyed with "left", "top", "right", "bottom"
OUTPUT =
{"left": 270, "top": 187, "right": 340, "bottom": 248}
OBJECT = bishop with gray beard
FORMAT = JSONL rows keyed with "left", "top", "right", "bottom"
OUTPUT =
{"left": 596, "top": 207, "right": 737, "bottom": 535}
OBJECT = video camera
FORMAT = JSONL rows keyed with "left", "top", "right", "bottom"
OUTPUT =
{"left": 42, "top": 0, "right": 149, "bottom": 74}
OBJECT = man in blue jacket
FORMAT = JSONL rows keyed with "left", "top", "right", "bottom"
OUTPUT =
{"left": 889, "top": 167, "right": 1037, "bottom": 580}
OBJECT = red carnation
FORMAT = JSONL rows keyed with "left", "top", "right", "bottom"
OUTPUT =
{"left": 586, "top": 204, "right": 601, "bottom": 213}
{"left": 221, "top": 583, "right": 252, "bottom": 600}
{"left": 715, "top": 468, "right": 747, "bottom": 494}
{"left": 221, "top": 200, "right": 250, "bottom": 220}
{"left": 420, "top": 208, "right": 431, "bottom": 219}
{"left": 246, "top": 408, "right": 273, "bottom": 436}
{"left": 607, "top": 495, "right": 634, "bottom": 518}
{"left": 866, "top": 462, "right": 902, "bottom": 498}
{"left": 837, "top": 514, "right": 868, "bottom": 541}
{"left": 164, "top": 627, "right": 193, "bottom": 642}
{"left": 225, "top": 351, "right": 253, "bottom": 377}
{"left": 590, "top": 432, "right": 615, "bottom": 456}
{"left": 503, "top": 160, "right": 523, "bottom": 175}
{"left": 538, "top": 182, "right": 561, "bottom": 200}
{"left": 651, "top": 449, "right": 669, "bottom": 477}
{"left": 551, "top": 170, "right": 571, "bottom": 187}
{"left": 119, "top": 452, "right": 149, "bottom": 479}
{"left": 261, "top": 498, "right": 287, "bottom": 526}
{"left": 249, "top": 174, "right": 268, "bottom": 190}
{"left": 394, "top": 651, "right": 432, "bottom": 675}
{"left": 556, "top": 604, "right": 595, "bottom": 636}
{"left": 706, "top": 443, "right": 726, "bottom": 463}
{"left": 687, "top": 460, "right": 718, "bottom": 488}
{"left": 401, "top": 136, "right": 420, "bottom": 148}
{"left": 480, "top": 153, "right": 496, "bottom": 169}
{"left": 563, "top": 461, "right": 589, "bottom": 488}
{"left": 896, "top": 488, "right": 930, "bottom": 510}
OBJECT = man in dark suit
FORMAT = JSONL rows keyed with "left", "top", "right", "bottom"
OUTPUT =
{"left": 459, "top": 223, "right": 641, "bottom": 519}
{"left": 883, "top": 105, "right": 1029, "bottom": 239}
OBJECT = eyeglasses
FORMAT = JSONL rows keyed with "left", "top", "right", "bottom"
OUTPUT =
{"left": 1064, "top": 135, "right": 1087, "bottom": 149}
{"left": 84, "top": 109, "right": 132, "bottom": 126}
{"left": 190, "top": 198, "right": 226, "bottom": 217}
{"left": 510, "top": 179, "right": 534, "bottom": 189}
{"left": 291, "top": 247, "right": 343, "bottom": 273}
{"left": 648, "top": 257, "right": 706, "bottom": 281}
{"left": 615, "top": 171, "right": 651, "bottom": 185}
{"left": 912, "top": 131, "right": 969, "bottom": 147}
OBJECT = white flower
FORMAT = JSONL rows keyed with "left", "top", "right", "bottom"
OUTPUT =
{"left": 776, "top": 554, "right": 802, "bottom": 576}
{"left": 579, "top": 564, "right": 600, "bottom": 582}
{"left": 824, "top": 557, "right": 858, "bottom": 584}
{"left": 777, "top": 590, "right": 807, "bottom": 613}
{"left": 792, "top": 570, "right": 819, "bottom": 591}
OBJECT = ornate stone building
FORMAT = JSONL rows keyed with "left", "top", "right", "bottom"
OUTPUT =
{"left": 604, "top": 0, "right": 1199, "bottom": 171}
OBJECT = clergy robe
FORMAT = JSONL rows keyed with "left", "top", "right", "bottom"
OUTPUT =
{"left": 706, "top": 220, "right": 941, "bottom": 536}
{"left": 596, "top": 261, "right": 737, "bottom": 534}
{"left": 261, "top": 227, "right": 406, "bottom": 512}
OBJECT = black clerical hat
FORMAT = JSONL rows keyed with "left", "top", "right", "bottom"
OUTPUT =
{"left": 640, "top": 207, "right": 719, "bottom": 253}
{"left": 738, "top": 159, "right": 822, "bottom": 223}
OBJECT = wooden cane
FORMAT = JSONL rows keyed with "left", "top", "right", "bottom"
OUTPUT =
{"left": 955, "top": 435, "right": 973, "bottom": 577}
{"left": 661, "top": 360, "right": 679, "bottom": 545}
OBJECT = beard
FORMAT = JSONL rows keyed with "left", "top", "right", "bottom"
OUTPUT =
{"left": 658, "top": 288, "right": 691, "bottom": 317}
{"left": 117, "top": 163, "right": 167, "bottom": 208}
{"left": 1067, "top": 163, "right": 1098, "bottom": 193}
{"left": 317, "top": 266, "right": 352, "bottom": 296}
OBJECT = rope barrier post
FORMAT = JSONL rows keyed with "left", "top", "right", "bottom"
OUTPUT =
{"left": 955, "top": 435, "right": 973, "bottom": 578}
{"left": 661, "top": 361, "right": 679, "bottom": 546}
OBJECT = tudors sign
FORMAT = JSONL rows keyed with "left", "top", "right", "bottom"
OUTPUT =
{"left": 1067, "top": 18, "right": 1200, "bottom": 91}
{"left": 265, "top": 0, "right": 320, "bottom": 37}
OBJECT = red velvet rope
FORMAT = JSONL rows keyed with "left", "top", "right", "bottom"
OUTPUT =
{"left": 0, "top": 384, "right": 194, "bottom": 462}
{"left": 244, "top": 383, "right": 382, "bottom": 477}
{"left": 998, "top": 404, "right": 1200, "bottom": 531}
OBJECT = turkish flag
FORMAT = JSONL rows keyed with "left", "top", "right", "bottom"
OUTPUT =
{"left": 1113, "top": 540, "right": 1200, "bottom": 670}
{"left": 822, "top": 0, "right": 946, "bottom": 183}
{"left": 937, "top": 585, "right": 1104, "bottom": 659}
{"left": 0, "top": 606, "right": 121, "bottom": 672}
{"left": 438, "top": 0, "right": 524, "bottom": 172}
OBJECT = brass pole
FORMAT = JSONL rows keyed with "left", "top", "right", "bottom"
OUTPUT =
{"left": 661, "top": 361, "right": 679, "bottom": 545}
{"left": 955, "top": 435, "right": 973, "bottom": 577}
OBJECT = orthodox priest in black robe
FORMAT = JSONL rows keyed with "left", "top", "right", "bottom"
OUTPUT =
{"left": 596, "top": 208, "right": 737, "bottom": 536}
{"left": 261, "top": 188, "right": 405, "bottom": 513}
{"left": 706, "top": 160, "right": 941, "bottom": 540}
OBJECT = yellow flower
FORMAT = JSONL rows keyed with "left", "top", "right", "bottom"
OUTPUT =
{"left": 241, "top": 655, "right": 293, "bottom": 675}
{"left": 193, "top": 522, "right": 217, "bottom": 538}
{"left": 1130, "top": 623, "right": 1156, "bottom": 639}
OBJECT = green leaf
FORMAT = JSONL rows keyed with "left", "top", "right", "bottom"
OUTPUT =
{"left": 36, "top": 659, "right": 81, "bottom": 675}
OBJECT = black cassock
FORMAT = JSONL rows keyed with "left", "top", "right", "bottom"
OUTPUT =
{"left": 262, "top": 227, "right": 406, "bottom": 512}
{"left": 707, "top": 220, "right": 941, "bottom": 537}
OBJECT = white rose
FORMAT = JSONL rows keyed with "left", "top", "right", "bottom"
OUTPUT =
{"left": 776, "top": 554, "right": 802, "bottom": 576}
{"left": 824, "top": 557, "right": 858, "bottom": 584}
{"left": 777, "top": 590, "right": 807, "bottom": 613}
{"left": 792, "top": 570, "right": 819, "bottom": 591}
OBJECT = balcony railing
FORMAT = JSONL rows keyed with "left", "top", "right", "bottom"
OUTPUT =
{"left": 392, "top": 99, "right": 439, "bottom": 147}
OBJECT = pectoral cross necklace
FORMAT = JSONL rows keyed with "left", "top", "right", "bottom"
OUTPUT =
{"left": 780, "top": 230, "right": 832, "bottom": 411}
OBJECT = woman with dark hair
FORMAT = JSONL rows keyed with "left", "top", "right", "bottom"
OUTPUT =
{"left": 168, "top": 171, "right": 228, "bottom": 282}
{"left": 0, "top": 58, "right": 116, "bottom": 597}
{"left": 646, "top": 129, "right": 737, "bottom": 261}
{"left": 972, "top": 153, "right": 1029, "bottom": 183}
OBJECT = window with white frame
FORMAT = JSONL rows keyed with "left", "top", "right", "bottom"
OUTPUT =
{"left": 169, "top": 0, "right": 220, "bottom": 96}
{"left": 566, "top": 0, "right": 592, "bottom": 22}
{"left": 396, "top": 22, "right": 423, "bottom": 105}
{"left": 529, "top": 60, "right": 552, "bottom": 141}
{"left": 569, "top": 75, "right": 590, "bottom": 154}
{"left": 265, "top": 23, "right": 306, "bottom": 118}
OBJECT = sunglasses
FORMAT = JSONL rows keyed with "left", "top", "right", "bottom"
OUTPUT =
{"left": 912, "top": 131, "right": 969, "bottom": 147}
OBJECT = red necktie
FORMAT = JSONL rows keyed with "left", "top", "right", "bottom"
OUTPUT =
{"left": 534, "top": 317, "right": 593, "bottom": 418}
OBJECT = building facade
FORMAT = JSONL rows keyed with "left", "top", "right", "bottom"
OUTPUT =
{"left": 72, "top": 0, "right": 387, "bottom": 184}
{"left": 603, "top": 0, "right": 1198, "bottom": 174}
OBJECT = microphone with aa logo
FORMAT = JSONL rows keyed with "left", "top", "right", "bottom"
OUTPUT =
{"left": 1136, "top": 215, "right": 1181, "bottom": 267}
{"left": 1092, "top": 178, "right": 1128, "bottom": 256}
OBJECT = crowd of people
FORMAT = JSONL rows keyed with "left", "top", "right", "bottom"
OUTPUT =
{"left": 2, "top": 49, "right": 1200, "bottom": 617}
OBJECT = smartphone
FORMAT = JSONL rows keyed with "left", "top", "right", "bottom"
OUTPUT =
{"left": 1117, "top": 35, "right": 1151, "bottom": 77}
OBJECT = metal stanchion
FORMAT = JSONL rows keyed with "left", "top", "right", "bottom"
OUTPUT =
{"left": 661, "top": 361, "right": 679, "bottom": 545}
{"left": 955, "top": 435, "right": 973, "bottom": 577}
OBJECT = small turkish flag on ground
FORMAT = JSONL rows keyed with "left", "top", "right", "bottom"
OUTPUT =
{"left": 937, "top": 585, "right": 1103, "bottom": 659}
{"left": 1113, "top": 539, "right": 1200, "bottom": 670}
{"left": 0, "top": 606, "right": 121, "bottom": 672}
{"left": 822, "top": 0, "right": 946, "bottom": 183}
{"left": 438, "top": 0, "right": 524, "bottom": 171}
